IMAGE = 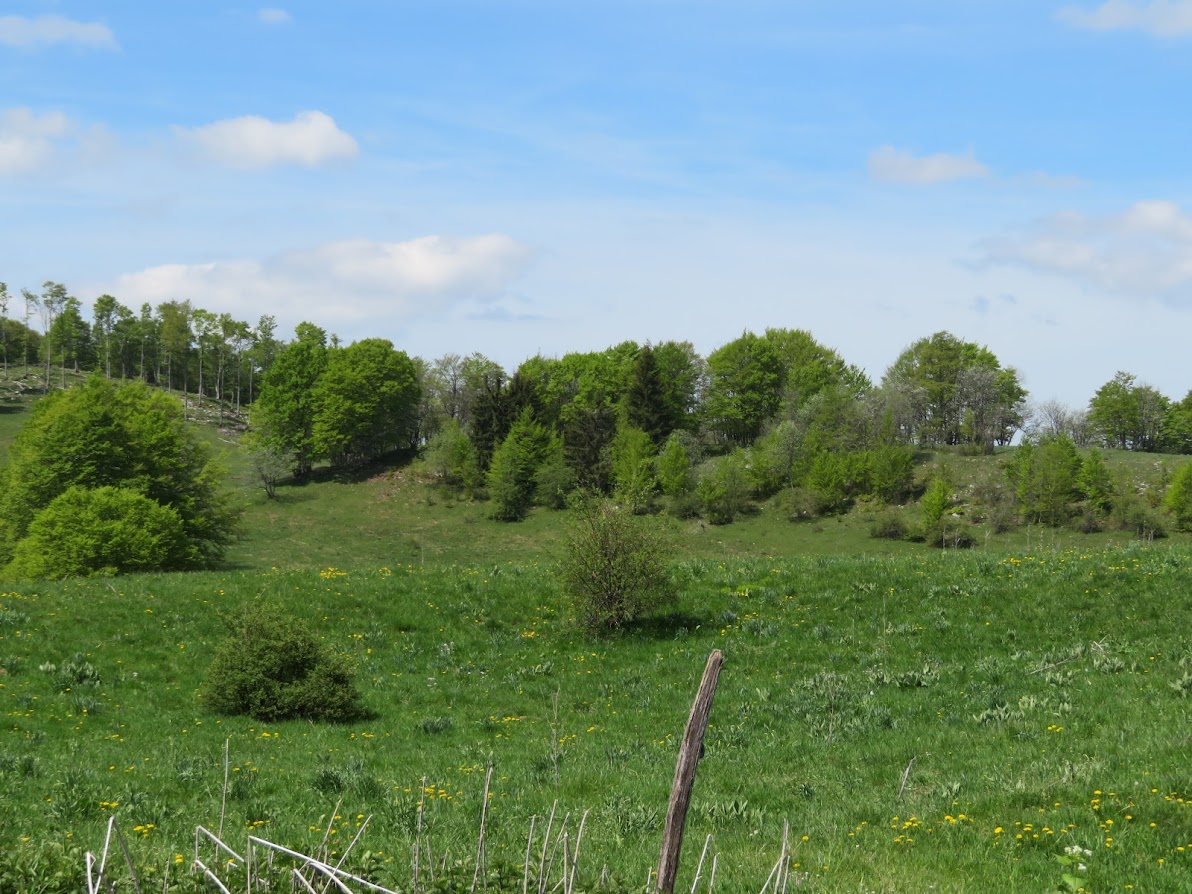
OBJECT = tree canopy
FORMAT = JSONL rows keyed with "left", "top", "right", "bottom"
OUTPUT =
{"left": 0, "top": 376, "right": 238, "bottom": 577}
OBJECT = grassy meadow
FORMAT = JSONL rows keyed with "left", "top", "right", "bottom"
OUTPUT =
{"left": 2, "top": 380, "right": 1192, "bottom": 891}
{"left": 3, "top": 549, "right": 1192, "bottom": 892}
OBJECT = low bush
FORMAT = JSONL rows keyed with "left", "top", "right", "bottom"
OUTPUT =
{"left": 202, "top": 604, "right": 366, "bottom": 722}
{"left": 869, "top": 510, "right": 909, "bottom": 540}
{"left": 557, "top": 495, "right": 677, "bottom": 634}
{"left": 4, "top": 486, "right": 189, "bottom": 581}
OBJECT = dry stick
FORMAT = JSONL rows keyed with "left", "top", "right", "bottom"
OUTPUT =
{"left": 218, "top": 738, "right": 231, "bottom": 840}
{"left": 1029, "top": 655, "right": 1083, "bottom": 675}
{"left": 550, "top": 690, "right": 561, "bottom": 787}
{"left": 292, "top": 868, "right": 321, "bottom": 894}
{"left": 688, "top": 835, "right": 712, "bottom": 894}
{"left": 897, "top": 755, "right": 918, "bottom": 801}
{"left": 540, "top": 813, "right": 570, "bottom": 894}
{"left": 413, "top": 776, "right": 427, "bottom": 894}
{"left": 656, "top": 650, "right": 724, "bottom": 894}
{"left": 322, "top": 815, "right": 373, "bottom": 894}
{"left": 522, "top": 815, "right": 538, "bottom": 894}
{"left": 777, "top": 822, "right": 791, "bottom": 894}
{"left": 92, "top": 815, "right": 117, "bottom": 894}
{"left": 566, "top": 809, "right": 589, "bottom": 894}
{"left": 471, "top": 766, "right": 494, "bottom": 893}
{"left": 112, "top": 823, "right": 144, "bottom": 894}
{"left": 536, "top": 802, "right": 558, "bottom": 894}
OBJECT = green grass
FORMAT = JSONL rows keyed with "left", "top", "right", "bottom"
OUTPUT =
{"left": 2, "top": 548, "right": 1192, "bottom": 892}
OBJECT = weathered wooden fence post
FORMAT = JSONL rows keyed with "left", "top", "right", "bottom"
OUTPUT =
{"left": 655, "top": 649, "right": 724, "bottom": 894}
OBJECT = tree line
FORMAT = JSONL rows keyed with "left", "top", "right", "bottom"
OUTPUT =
{"left": 4, "top": 280, "right": 1191, "bottom": 547}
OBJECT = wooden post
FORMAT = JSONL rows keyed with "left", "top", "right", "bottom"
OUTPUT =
{"left": 655, "top": 649, "right": 724, "bottom": 894}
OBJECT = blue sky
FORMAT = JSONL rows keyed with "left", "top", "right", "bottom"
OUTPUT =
{"left": 3, "top": 1, "right": 1192, "bottom": 407}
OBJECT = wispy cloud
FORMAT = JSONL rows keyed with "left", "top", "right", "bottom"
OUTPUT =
{"left": 0, "top": 14, "right": 117, "bottom": 50}
{"left": 867, "top": 145, "right": 989, "bottom": 184}
{"left": 173, "top": 111, "right": 357, "bottom": 169}
{"left": 258, "top": 8, "right": 292, "bottom": 26}
{"left": 0, "top": 108, "right": 72, "bottom": 174}
{"left": 107, "top": 235, "right": 535, "bottom": 330}
{"left": 1058, "top": 1, "right": 1192, "bottom": 36}
{"left": 977, "top": 200, "right": 1192, "bottom": 297}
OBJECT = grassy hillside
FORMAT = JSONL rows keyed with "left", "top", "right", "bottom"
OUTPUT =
{"left": 2, "top": 549, "right": 1192, "bottom": 892}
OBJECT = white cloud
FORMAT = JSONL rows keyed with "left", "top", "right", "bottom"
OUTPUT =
{"left": 258, "top": 8, "right": 292, "bottom": 26}
{"left": 0, "top": 108, "right": 73, "bottom": 174}
{"left": 1058, "top": 0, "right": 1192, "bottom": 35}
{"left": 107, "top": 235, "right": 535, "bottom": 331}
{"left": 173, "top": 111, "right": 357, "bottom": 169}
{"left": 978, "top": 200, "right": 1192, "bottom": 296}
{"left": 0, "top": 14, "right": 117, "bottom": 49}
{"left": 867, "top": 145, "right": 989, "bottom": 184}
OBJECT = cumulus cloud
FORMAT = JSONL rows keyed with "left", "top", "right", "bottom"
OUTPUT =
{"left": 0, "top": 14, "right": 117, "bottom": 49}
{"left": 174, "top": 111, "right": 357, "bottom": 169}
{"left": 0, "top": 108, "right": 73, "bottom": 174}
{"left": 978, "top": 200, "right": 1192, "bottom": 297}
{"left": 1058, "top": 0, "right": 1192, "bottom": 35}
{"left": 107, "top": 235, "right": 535, "bottom": 330}
{"left": 258, "top": 8, "right": 292, "bottom": 25}
{"left": 867, "top": 145, "right": 989, "bottom": 184}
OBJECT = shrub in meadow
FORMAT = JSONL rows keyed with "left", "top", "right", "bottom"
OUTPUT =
{"left": 557, "top": 494, "right": 677, "bottom": 634}
{"left": 202, "top": 604, "right": 366, "bottom": 722}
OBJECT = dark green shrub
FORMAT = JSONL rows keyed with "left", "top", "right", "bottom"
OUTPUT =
{"left": 557, "top": 496, "right": 677, "bottom": 634}
{"left": 869, "top": 511, "right": 909, "bottom": 540}
{"left": 202, "top": 605, "right": 366, "bottom": 722}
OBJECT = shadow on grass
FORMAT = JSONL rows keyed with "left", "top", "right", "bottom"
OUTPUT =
{"left": 622, "top": 609, "right": 710, "bottom": 640}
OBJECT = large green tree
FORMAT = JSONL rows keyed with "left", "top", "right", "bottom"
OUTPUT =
{"left": 252, "top": 323, "right": 329, "bottom": 476}
{"left": 703, "top": 331, "right": 784, "bottom": 446}
{"left": 0, "top": 376, "right": 237, "bottom": 573}
{"left": 311, "top": 338, "right": 421, "bottom": 465}
{"left": 882, "top": 331, "right": 1025, "bottom": 450}
{"left": 1087, "top": 371, "right": 1169, "bottom": 452}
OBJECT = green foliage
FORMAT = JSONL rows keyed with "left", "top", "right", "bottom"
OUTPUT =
{"left": 533, "top": 436, "right": 574, "bottom": 509}
{"left": 422, "top": 419, "right": 481, "bottom": 496}
{"left": 696, "top": 451, "right": 754, "bottom": 524}
{"left": 252, "top": 325, "right": 328, "bottom": 475}
{"left": 1008, "top": 436, "right": 1083, "bottom": 526}
{"left": 243, "top": 434, "right": 292, "bottom": 500}
{"left": 1076, "top": 448, "right": 1115, "bottom": 514}
{"left": 5, "top": 486, "right": 188, "bottom": 581}
{"left": 1088, "top": 371, "right": 1168, "bottom": 452}
{"left": 610, "top": 422, "right": 657, "bottom": 512}
{"left": 0, "top": 376, "right": 236, "bottom": 570}
{"left": 556, "top": 495, "right": 676, "bottom": 633}
{"left": 487, "top": 408, "right": 550, "bottom": 521}
{"left": 202, "top": 604, "right": 365, "bottom": 722}
{"left": 1166, "top": 463, "right": 1192, "bottom": 531}
{"left": 703, "top": 331, "right": 784, "bottom": 445}
{"left": 656, "top": 431, "right": 696, "bottom": 499}
{"left": 1162, "top": 389, "right": 1192, "bottom": 454}
{"left": 919, "top": 476, "right": 952, "bottom": 530}
{"left": 764, "top": 327, "right": 870, "bottom": 413}
{"left": 312, "top": 338, "right": 421, "bottom": 465}
{"left": 882, "top": 331, "right": 1025, "bottom": 449}
{"left": 868, "top": 444, "right": 916, "bottom": 504}
{"left": 869, "top": 509, "right": 910, "bottom": 540}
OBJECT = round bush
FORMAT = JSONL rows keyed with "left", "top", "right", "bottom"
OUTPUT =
{"left": 202, "top": 605, "right": 366, "bottom": 722}
{"left": 5, "top": 486, "right": 189, "bottom": 580}
{"left": 557, "top": 496, "right": 677, "bottom": 634}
